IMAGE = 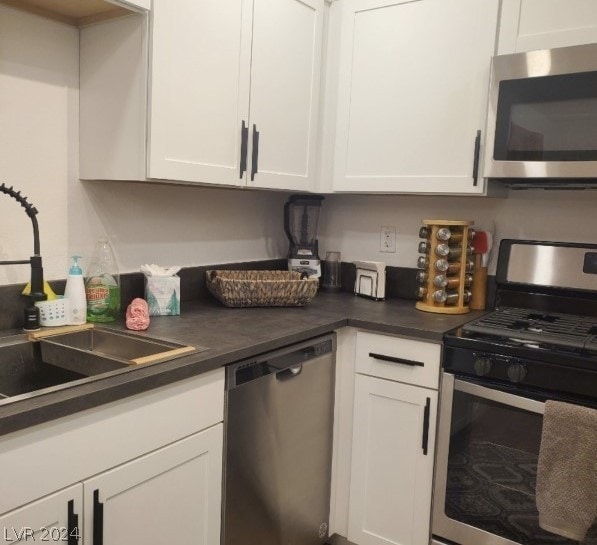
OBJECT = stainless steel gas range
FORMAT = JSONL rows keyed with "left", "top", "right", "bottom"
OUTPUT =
{"left": 433, "top": 239, "right": 597, "bottom": 545}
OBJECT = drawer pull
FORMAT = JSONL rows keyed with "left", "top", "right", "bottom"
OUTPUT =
{"left": 93, "top": 489, "right": 103, "bottom": 545}
{"left": 368, "top": 352, "right": 424, "bottom": 367}
{"left": 422, "top": 397, "right": 431, "bottom": 456}
{"left": 250, "top": 124, "right": 259, "bottom": 181}
{"left": 239, "top": 120, "right": 249, "bottom": 178}
{"left": 67, "top": 499, "right": 79, "bottom": 545}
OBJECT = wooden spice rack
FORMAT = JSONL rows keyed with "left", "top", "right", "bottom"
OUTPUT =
{"left": 415, "top": 219, "right": 474, "bottom": 315}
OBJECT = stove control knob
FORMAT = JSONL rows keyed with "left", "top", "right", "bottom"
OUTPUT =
{"left": 473, "top": 356, "right": 492, "bottom": 376}
{"left": 507, "top": 363, "right": 527, "bottom": 383}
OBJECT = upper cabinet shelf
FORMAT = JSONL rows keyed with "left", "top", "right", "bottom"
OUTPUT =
{"left": 0, "top": 0, "right": 148, "bottom": 27}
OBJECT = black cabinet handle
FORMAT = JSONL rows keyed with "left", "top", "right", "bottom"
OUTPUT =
{"left": 472, "top": 129, "right": 481, "bottom": 186}
{"left": 422, "top": 397, "right": 431, "bottom": 455}
{"left": 239, "top": 120, "right": 248, "bottom": 178}
{"left": 67, "top": 499, "right": 79, "bottom": 545}
{"left": 250, "top": 124, "right": 259, "bottom": 181}
{"left": 368, "top": 352, "right": 424, "bottom": 367}
{"left": 93, "top": 489, "right": 103, "bottom": 545}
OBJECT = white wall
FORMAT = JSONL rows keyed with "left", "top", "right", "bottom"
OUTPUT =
{"left": 319, "top": 190, "right": 597, "bottom": 273}
{"left": 0, "top": 6, "right": 289, "bottom": 286}
{"left": 0, "top": 6, "right": 79, "bottom": 285}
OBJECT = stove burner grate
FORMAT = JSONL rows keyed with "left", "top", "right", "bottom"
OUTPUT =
{"left": 463, "top": 307, "right": 597, "bottom": 351}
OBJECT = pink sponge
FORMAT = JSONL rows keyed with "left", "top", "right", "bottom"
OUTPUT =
{"left": 126, "top": 298, "right": 150, "bottom": 331}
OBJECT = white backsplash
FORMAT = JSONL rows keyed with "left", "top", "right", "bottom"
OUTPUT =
{"left": 318, "top": 191, "right": 597, "bottom": 274}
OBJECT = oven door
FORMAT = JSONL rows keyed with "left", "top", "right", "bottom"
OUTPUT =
{"left": 432, "top": 373, "right": 597, "bottom": 545}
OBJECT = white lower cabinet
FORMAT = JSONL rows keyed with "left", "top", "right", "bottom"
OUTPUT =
{"left": 348, "top": 376, "right": 437, "bottom": 545}
{"left": 0, "top": 485, "right": 83, "bottom": 545}
{"left": 0, "top": 426, "right": 223, "bottom": 545}
{"left": 0, "top": 369, "right": 225, "bottom": 545}
{"left": 84, "top": 425, "right": 223, "bottom": 545}
{"left": 346, "top": 332, "right": 440, "bottom": 545}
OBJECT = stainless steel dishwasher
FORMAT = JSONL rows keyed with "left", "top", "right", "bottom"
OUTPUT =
{"left": 222, "top": 334, "right": 336, "bottom": 545}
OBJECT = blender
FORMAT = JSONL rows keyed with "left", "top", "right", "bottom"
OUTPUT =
{"left": 284, "top": 194, "right": 324, "bottom": 278}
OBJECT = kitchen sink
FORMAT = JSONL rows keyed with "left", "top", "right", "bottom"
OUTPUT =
{"left": 0, "top": 335, "right": 86, "bottom": 398}
{"left": 0, "top": 327, "right": 202, "bottom": 400}
{"left": 39, "top": 327, "right": 199, "bottom": 376}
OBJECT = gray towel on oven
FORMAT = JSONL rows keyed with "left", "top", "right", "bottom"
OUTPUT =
{"left": 536, "top": 400, "right": 597, "bottom": 542}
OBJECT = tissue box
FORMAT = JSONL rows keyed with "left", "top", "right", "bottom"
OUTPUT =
{"left": 145, "top": 275, "right": 180, "bottom": 316}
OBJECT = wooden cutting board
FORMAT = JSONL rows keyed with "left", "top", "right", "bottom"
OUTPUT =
{"left": 28, "top": 323, "right": 94, "bottom": 341}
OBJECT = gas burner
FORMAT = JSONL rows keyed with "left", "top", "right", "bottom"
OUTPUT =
{"left": 463, "top": 307, "right": 597, "bottom": 353}
{"left": 526, "top": 313, "right": 558, "bottom": 323}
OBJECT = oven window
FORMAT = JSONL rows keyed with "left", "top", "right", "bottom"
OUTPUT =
{"left": 445, "top": 390, "right": 597, "bottom": 544}
{"left": 494, "top": 71, "right": 597, "bottom": 161}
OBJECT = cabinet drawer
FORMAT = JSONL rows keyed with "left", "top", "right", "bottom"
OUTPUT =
{"left": 355, "top": 331, "right": 440, "bottom": 389}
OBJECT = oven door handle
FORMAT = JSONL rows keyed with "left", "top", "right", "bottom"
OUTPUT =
{"left": 455, "top": 378, "right": 545, "bottom": 415}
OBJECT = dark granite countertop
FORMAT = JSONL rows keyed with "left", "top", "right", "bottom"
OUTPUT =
{"left": 0, "top": 292, "right": 485, "bottom": 436}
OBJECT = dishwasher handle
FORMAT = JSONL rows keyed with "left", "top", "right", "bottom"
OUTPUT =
{"left": 226, "top": 334, "right": 335, "bottom": 390}
{"left": 275, "top": 364, "right": 303, "bottom": 381}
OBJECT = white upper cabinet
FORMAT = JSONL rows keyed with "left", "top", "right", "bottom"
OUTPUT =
{"left": 330, "top": 0, "right": 499, "bottom": 194}
{"left": 247, "top": 0, "right": 323, "bottom": 191}
{"left": 81, "top": 0, "right": 324, "bottom": 191}
{"left": 498, "top": 0, "right": 597, "bottom": 54}
{"left": 80, "top": 14, "right": 150, "bottom": 182}
{"left": 148, "top": 0, "right": 252, "bottom": 187}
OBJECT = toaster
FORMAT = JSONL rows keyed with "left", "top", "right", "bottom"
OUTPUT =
{"left": 353, "top": 261, "right": 386, "bottom": 300}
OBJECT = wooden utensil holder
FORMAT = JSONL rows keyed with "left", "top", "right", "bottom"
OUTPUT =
{"left": 415, "top": 219, "right": 474, "bottom": 315}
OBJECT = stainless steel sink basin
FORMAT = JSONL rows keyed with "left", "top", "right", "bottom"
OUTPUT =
{"left": 0, "top": 335, "right": 86, "bottom": 398}
{"left": 0, "top": 327, "right": 203, "bottom": 400}
{"left": 39, "top": 327, "right": 200, "bottom": 376}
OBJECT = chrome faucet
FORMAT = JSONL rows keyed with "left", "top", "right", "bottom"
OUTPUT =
{"left": 0, "top": 183, "right": 46, "bottom": 328}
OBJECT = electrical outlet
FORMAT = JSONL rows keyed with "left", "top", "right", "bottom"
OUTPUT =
{"left": 380, "top": 226, "right": 396, "bottom": 253}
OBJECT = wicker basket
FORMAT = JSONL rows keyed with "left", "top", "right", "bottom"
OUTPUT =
{"left": 206, "top": 270, "right": 319, "bottom": 307}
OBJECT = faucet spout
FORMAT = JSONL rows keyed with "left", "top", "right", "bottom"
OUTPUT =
{"left": 0, "top": 183, "right": 46, "bottom": 302}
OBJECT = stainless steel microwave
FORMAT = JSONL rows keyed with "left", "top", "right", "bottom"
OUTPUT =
{"left": 484, "top": 43, "right": 597, "bottom": 187}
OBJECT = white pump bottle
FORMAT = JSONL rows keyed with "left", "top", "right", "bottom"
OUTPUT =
{"left": 64, "top": 256, "right": 87, "bottom": 325}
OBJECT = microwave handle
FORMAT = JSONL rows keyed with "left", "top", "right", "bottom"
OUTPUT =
{"left": 455, "top": 377, "right": 544, "bottom": 415}
{"left": 472, "top": 129, "right": 481, "bottom": 186}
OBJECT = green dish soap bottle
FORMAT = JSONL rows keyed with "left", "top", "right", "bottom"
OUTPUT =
{"left": 85, "top": 238, "right": 121, "bottom": 322}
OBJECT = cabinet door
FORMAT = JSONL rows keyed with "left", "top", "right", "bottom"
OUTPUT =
{"left": 83, "top": 424, "right": 223, "bottom": 545}
{"left": 498, "top": 0, "right": 597, "bottom": 54}
{"left": 0, "top": 485, "right": 82, "bottom": 545}
{"left": 348, "top": 375, "right": 437, "bottom": 545}
{"left": 148, "top": 0, "right": 252, "bottom": 186}
{"left": 333, "top": 0, "right": 498, "bottom": 194}
{"left": 247, "top": 0, "right": 324, "bottom": 191}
